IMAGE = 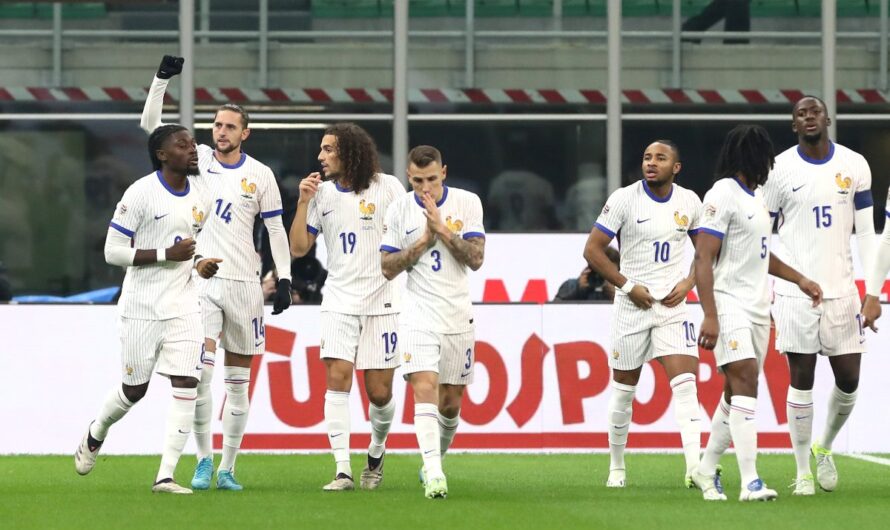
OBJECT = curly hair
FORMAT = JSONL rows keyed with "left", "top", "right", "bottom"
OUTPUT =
{"left": 714, "top": 124, "right": 776, "bottom": 188}
{"left": 324, "top": 123, "right": 380, "bottom": 193}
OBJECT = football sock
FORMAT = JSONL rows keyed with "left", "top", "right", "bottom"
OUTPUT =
{"left": 193, "top": 354, "right": 215, "bottom": 461}
{"left": 90, "top": 386, "right": 134, "bottom": 442}
{"left": 786, "top": 386, "right": 814, "bottom": 478}
{"left": 729, "top": 395, "right": 759, "bottom": 486}
{"left": 368, "top": 398, "right": 396, "bottom": 459}
{"left": 820, "top": 386, "right": 858, "bottom": 450}
{"left": 438, "top": 410, "right": 460, "bottom": 455}
{"left": 699, "top": 395, "right": 731, "bottom": 477}
{"left": 608, "top": 381, "right": 636, "bottom": 471}
{"left": 325, "top": 390, "right": 352, "bottom": 477}
{"left": 670, "top": 373, "right": 702, "bottom": 475}
{"left": 415, "top": 403, "right": 443, "bottom": 479}
{"left": 219, "top": 366, "right": 250, "bottom": 472}
{"left": 156, "top": 387, "right": 197, "bottom": 483}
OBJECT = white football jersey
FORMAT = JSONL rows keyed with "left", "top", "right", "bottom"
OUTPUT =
{"left": 699, "top": 177, "right": 773, "bottom": 325}
{"left": 594, "top": 180, "right": 702, "bottom": 300}
{"left": 193, "top": 144, "right": 284, "bottom": 282}
{"left": 109, "top": 171, "right": 209, "bottom": 320}
{"left": 307, "top": 173, "right": 404, "bottom": 315}
{"left": 381, "top": 187, "right": 485, "bottom": 334}
{"left": 763, "top": 142, "right": 872, "bottom": 299}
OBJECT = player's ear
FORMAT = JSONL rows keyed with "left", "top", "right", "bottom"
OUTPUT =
{"left": 826, "top": 116, "right": 832, "bottom": 127}
{"left": 673, "top": 162, "right": 681, "bottom": 176}
{"left": 156, "top": 149, "right": 168, "bottom": 164}
{"left": 241, "top": 128, "right": 251, "bottom": 141}
{"left": 441, "top": 164, "right": 447, "bottom": 182}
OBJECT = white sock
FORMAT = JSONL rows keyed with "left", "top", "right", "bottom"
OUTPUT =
{"left": 607, "top": 381, "right": 635, "bottom": 472}
{"left": 820, "top": 386, "right": 858, "bottom": 450}
{"left": 193, "top": 358, "right": 215, "bottom": 461}
{"left": 325, "top": 390, "right": 352, "bottom": 477}
{"left": 786, "top": 386, "right": 814, "bottom": 478}
{"left": 670, "top": 373, "right": 701, "bottom": 475}
{"left": 90, "top": 386, "right": 134, "bottom": 441}
{"left": 729, "top": 395, "right": 759, "bottom": 486}
{"left": 699, "top": 396, "right": 731, "bottom": 477}
{"left": 156, "top": 387, "right": 197, "bottom": 483}
{"left": 219, "top": 366, "right": 250, "bottom": 472}
{"left": 368, "top": 398, "right": 396, "bottom": 459}
{"left": 415, "top": 402, "right": 443, "bottom": 479}
{"left": 438, "top": 411, "right": 460, "bottom": 455}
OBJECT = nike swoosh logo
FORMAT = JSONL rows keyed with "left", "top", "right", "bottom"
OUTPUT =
{"left": 231, "top": 411, "right": 246, "bottom": 416}
{"left": 207, "top": 169, "right": 221, "bottom": 174}
{"left": 330, "top": 433, "right": 343, "bottom": 438}
{"left": 838, "top": 412, "right": 851, "bottom": 416}
{"left": 255, "top": 341, "right": 264, "bottom": 348}
{"left": 423, "top": 449, "right": 436, "bottom": 455}
{"left": 690, "top": 418, "right": 701, "bottom": 422}
{"left": 792, "top": 185, "right": 805, "bottom": 192}
{"left": 460, "top": 372, "right": 471, "bottom": 378}
{"left": 747, "top": 213, "right": 755, "bottom": 220}
{"left": 636, "top": 218, "right": 650, "bottom": 224}
{"left": 745, "top": 416, "right": 755, "bottom": 421}
{"left": 406, "top": 227, "right": 419, "bottom": 235}
{"left": 154, "top": 214, "right": 168, "bottom": 220}
{"left": 322, "top": 210, "right": 334, "bottom": 216}
{"left": 384, "top": 356, "right": 396, "bottom": 362}
{"left": 795, "top": 415, "right": 811, "bottom": 420}
{"left": 178, "top": 429, "right": 191, "bottom": 434}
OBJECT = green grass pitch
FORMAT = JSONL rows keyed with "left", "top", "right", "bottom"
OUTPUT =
{"left": 3, "top": 454, "right": 889, "bottom": 529}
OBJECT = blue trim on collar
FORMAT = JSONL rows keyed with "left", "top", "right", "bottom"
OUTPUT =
{"left": 797, "top": 141, "right": 835, "bottom": 165}
{"left": 414, "top": 186, "right": 449, "bottom": 208}
{"left": 156, "top": 170, "right": 190, "bottom": 197}
{"left": 732, "top": 176, "right": 755, "bottom": 197}
{"left": 642, "top": 180, "right": 672, "bottom": 203}
{"left": 335, "top": 181, "right": 352, "bottom": 193}
{"left": 214, "top": 152, "right": 247, "bottom": 169}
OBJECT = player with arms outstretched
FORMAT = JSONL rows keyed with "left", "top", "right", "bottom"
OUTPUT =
{"left": 141, "top": 55, "right": 293, "bottom": 491}
{"left": 289, "top": 123, "right": 405, "bottom": 491}
{"left": 75, "top": 124, "right": 221, "bottom": 494}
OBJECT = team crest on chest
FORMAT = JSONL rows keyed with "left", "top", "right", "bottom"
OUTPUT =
{"left": 359, "top": 199, "right": 376, "bottom": 220}
{"left": 834, "top": 173, "right": 852, "bottom": 195}
{"left": 192, "top": 206, "right": 205, "bottom": 225}
{"left": 446, "top": 216, "right": 464, "bottom": 234}
{"left": 241, "top": 178, "right": 257, "bottom": 199}
{"left": 673, "top": 210, "right": 689, "bottom": 232}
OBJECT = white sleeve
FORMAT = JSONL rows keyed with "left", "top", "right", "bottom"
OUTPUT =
{"left": 855, "top": 157, "right": 877, "bottom": 294}
{"left": 264, "top": 215, "right": 292, "bottom": 282}
{"left": 380, "top": 201, "right": 403, "bottom": 252}
{"left": 687, "top": 191, "right": 704, "bottom": 234}
{"left": 593, "top": 188, "right": 628, "bottom": 239}
{"left": 462, "top": 193, "right": 485, "bottom": 239}
{"left": 104, "top": 227, "right": 137, "bottom": 267}
{"left": 140, "top": 76, "right": 169, "bottom": 134}
{"left": 306, "top": 194, "right": 321, "bottom": 236}
{"left": 699, "top": 185, "right": 733, "bottom": 239}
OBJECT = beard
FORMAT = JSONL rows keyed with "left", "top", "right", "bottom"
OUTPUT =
{"left": 214, "top": 140, "right": 239, "bottom": 154}
{"left": 801, "top": 130, "right": 823, "bottom": 144}
{"left": 187, "top": 164, "right": 201, "bottom": 177}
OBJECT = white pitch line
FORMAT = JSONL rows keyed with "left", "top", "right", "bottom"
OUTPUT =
{"left": 845, "top": 453, "right": 890, "bottom": 466}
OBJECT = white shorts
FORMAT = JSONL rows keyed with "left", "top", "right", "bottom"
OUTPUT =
{"left": 119, "top": 313, "right": 203, "bottom": 385}
{"left": 200, "top": 276, "right": 265, "bottom": 355}
{"left": 714, "top": 315, "right": 769, "bottom": 370}
{"left": 773, "top": 293, "right": 865, "bottom": 356}
{"left": 399, "top": 327, "right": 475, "bottom": 385}
{"left": 319, "top": 311, "right": 400, "bottom": 370}
{"left": 609, "top": 295, "right": 698, "bottom": 371}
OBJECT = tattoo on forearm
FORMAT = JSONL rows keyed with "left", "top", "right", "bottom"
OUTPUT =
{"left": 383, "top": 243, "right": 427, "bottom": 277}
{"left": 443, "top": 235, "right": 485, "bottom": 269}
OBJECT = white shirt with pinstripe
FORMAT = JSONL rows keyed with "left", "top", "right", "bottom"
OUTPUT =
{"left": 699, "top": 177, "right": 773, "bottom": 325}
{"left": 380, "top": 187, "right": 485, "bottom": 335}
{"left": 763, "top": 142, "right": 872, "bottom": 299}
{"left": 109, "top": 171, "right": 208, "bottom": 320}
{"left": 307, "top": 173, "right": 404, "bottom": 315}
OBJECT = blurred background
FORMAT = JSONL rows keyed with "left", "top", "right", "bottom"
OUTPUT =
{"left": 1, "top": 0, "right": 888, "bottom": 298}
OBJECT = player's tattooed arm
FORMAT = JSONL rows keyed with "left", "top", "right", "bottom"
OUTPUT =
{"left": 438, "top": 233, "right": 485, "bottom": 271}
{"left": 381, "top": 229, "right": 435, "bottom": 280}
